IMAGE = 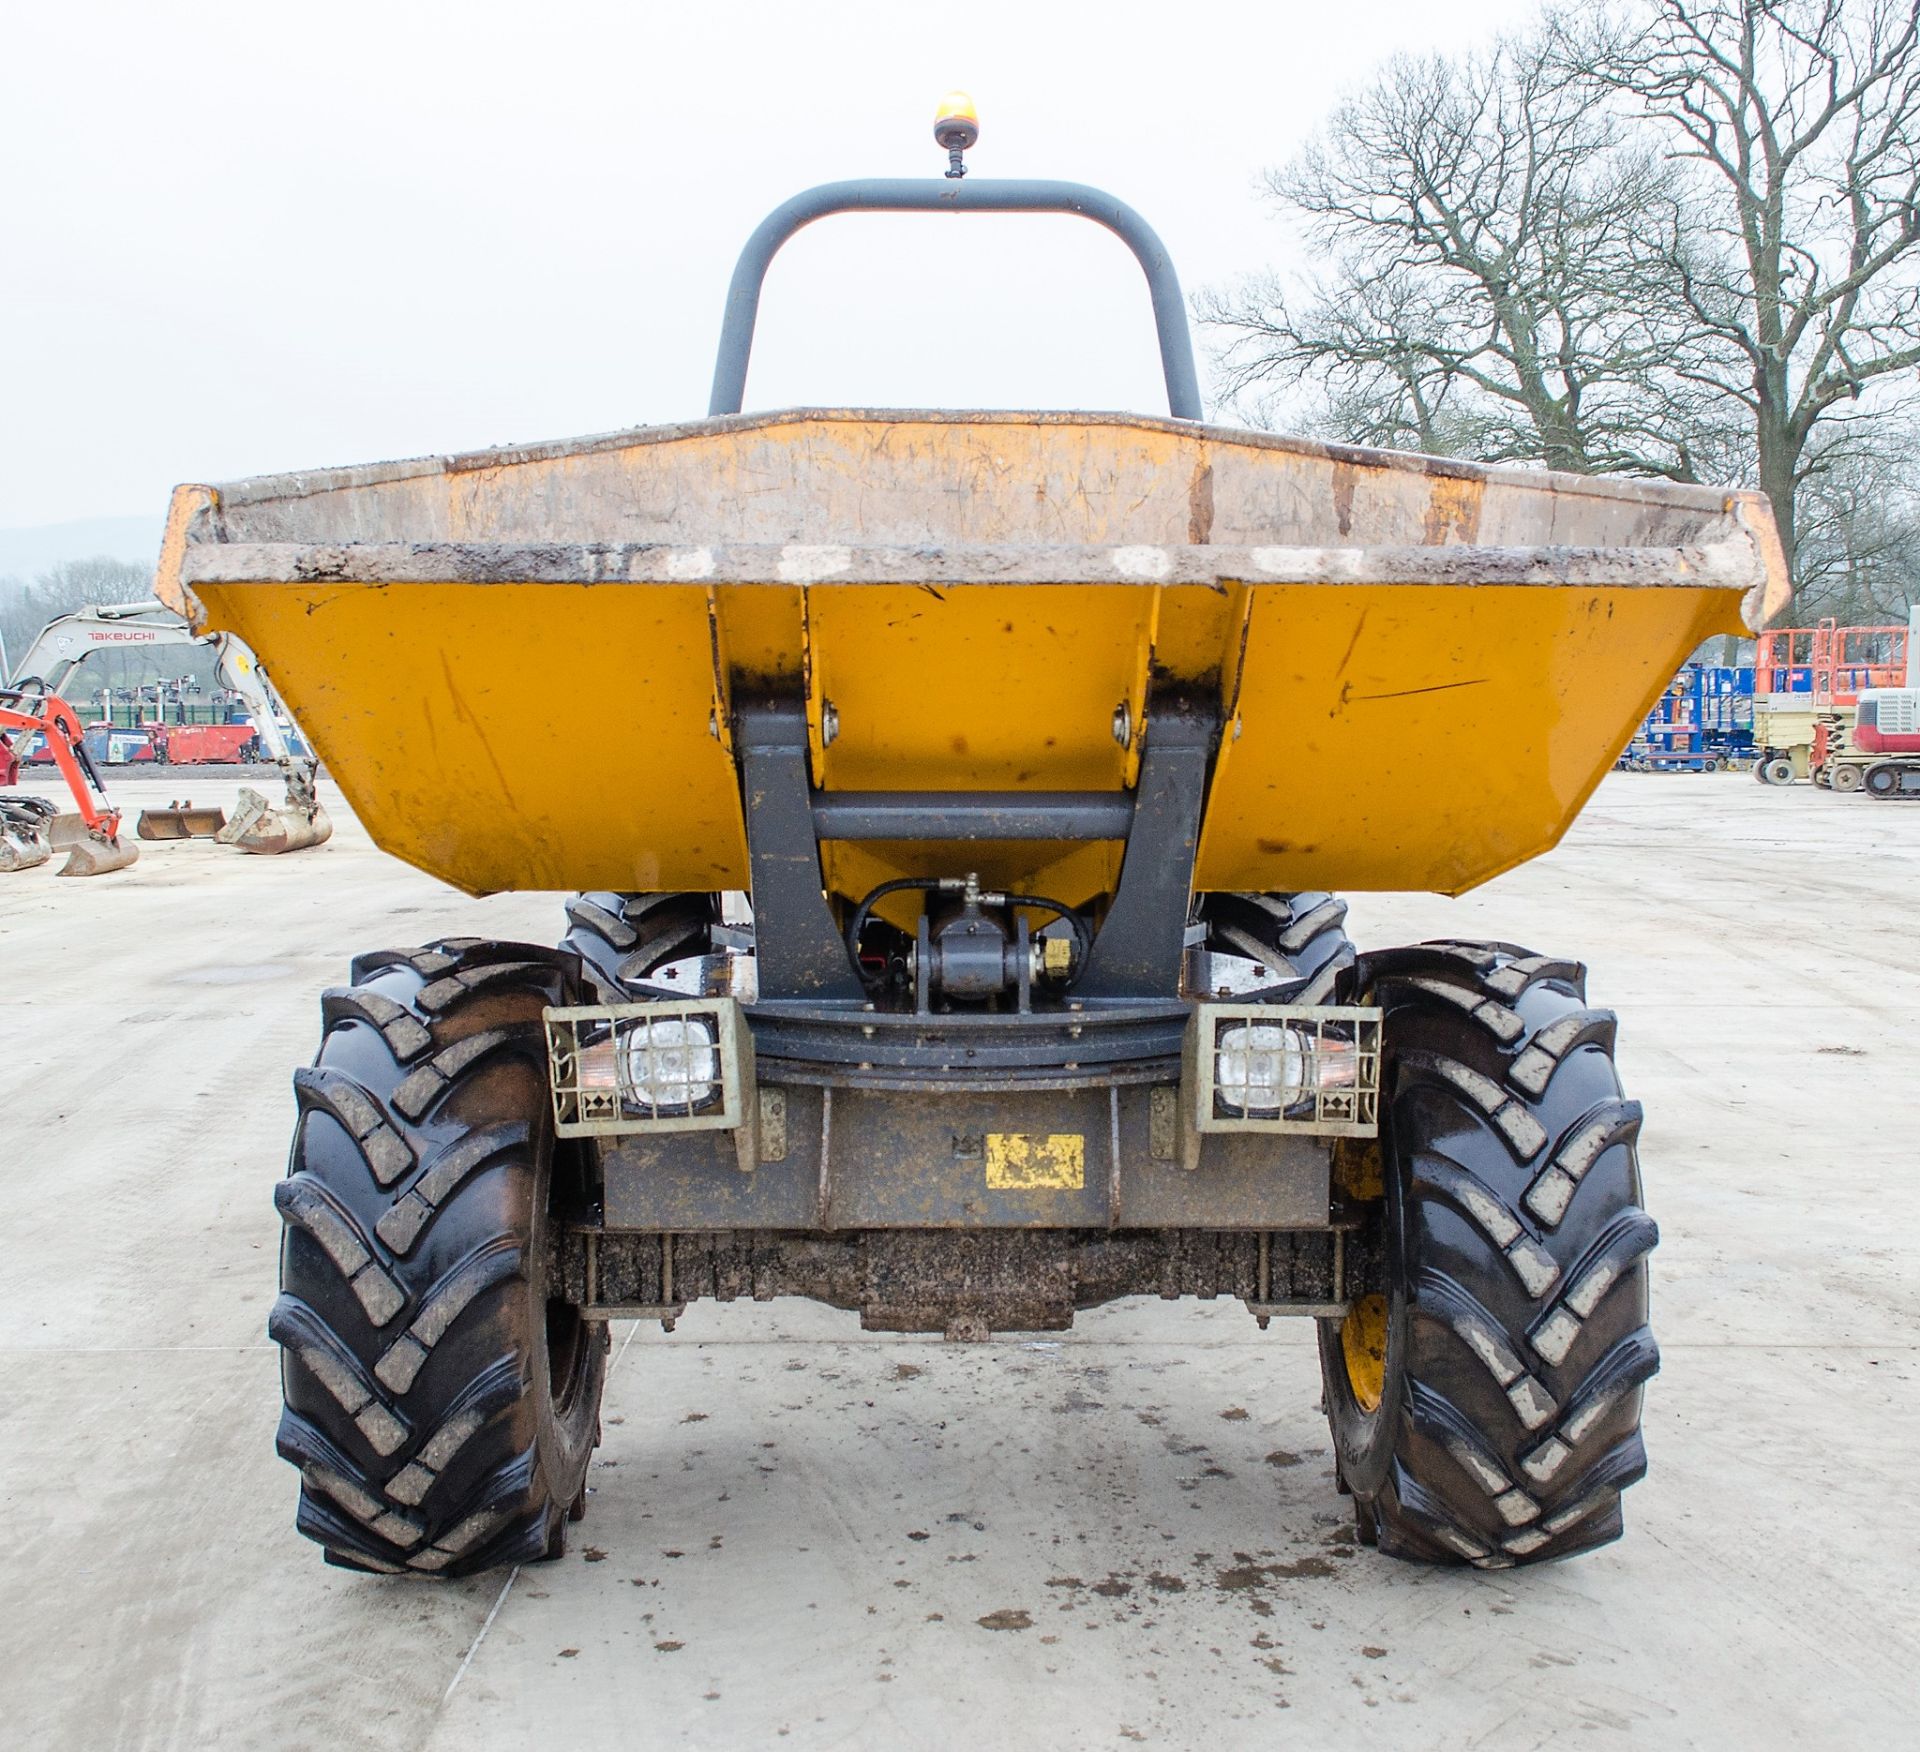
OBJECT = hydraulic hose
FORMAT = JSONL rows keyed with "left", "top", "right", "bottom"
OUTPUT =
{"left": 1001, "top": 893, "right": 1093, "bottom": 966}
{"left": 844, "top": 877, "right": 947, "bottom": 987}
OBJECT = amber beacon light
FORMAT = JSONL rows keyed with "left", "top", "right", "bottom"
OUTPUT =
{"left": 933, "top": 90, "right": 979, "bottom": 177}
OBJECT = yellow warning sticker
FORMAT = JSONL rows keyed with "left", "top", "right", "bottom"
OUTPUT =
{"left": 985, "top": 1133, "right": 1086, "bottom": 1191}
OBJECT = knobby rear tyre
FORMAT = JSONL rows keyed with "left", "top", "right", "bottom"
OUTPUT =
{"left": 1318, "top": 941, "right": 1659, "bottom": 1568}
{"left": 270, "top": 938, "right": 607, "bottom": 1577}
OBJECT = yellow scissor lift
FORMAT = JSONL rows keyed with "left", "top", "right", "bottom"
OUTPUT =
{"left": 159, "top": 101, "right": 1788, "bottom": 1581}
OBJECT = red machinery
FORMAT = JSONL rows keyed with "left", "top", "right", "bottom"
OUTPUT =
{"left": 0, "top": 689, "right": 140, "bottom": 875}
{"left": 1753, "top": 618, "right": 1909, "bottom": 706}
{"left": 1851, "top": 696, "right": 1920, "bottom": 758}
{"left": 1751, "top": 617, "right": 1910, "bottom": 784}
{"left": 148, "top": 722, "right": 258, "bottom": 765}
{"left": 1807, "top": 607, "right": 1920, "bottom": 798}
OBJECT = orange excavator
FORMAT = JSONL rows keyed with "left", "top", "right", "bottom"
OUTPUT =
{"left": 0, "top": 688, "right": 138, "bottom": 875}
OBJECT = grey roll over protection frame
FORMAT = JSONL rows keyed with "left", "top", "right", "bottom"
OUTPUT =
{"left": 707, "top": 178, "right": 1204, "bottom": 421}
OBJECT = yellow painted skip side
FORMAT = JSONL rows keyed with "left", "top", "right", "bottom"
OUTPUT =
{"left": 192, "top": 580, "right": 750, "bottom": 896}
{"left": 191, "top": 573, "right": 1741, "bottom": 900}
{"left": 1197, "top": 582, "right": 1743, "bottom": 895}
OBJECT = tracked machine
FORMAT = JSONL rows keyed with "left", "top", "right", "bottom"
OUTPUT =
{"left": 155, "top": 103, "right": 1790, "bottom": 1577}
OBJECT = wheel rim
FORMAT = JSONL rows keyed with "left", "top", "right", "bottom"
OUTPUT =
{"left": 536, "top": 1138, "right": 600, "bottom": 1429}
{"left": 545, "top": 1296, "right": 591, "bottom": 1418}
{"left": 1339, "top": 1293, "right": 1390, "bottom": 1413}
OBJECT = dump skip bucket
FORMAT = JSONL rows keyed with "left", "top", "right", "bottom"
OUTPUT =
{"left": 138, "top": 800, "right": 229, "bottom": 840}
{"left": 156, "top": 410, "right": 1791, "bottom": 900}
{"left": 215, "top": 787, "right": 333, "bottom": 855}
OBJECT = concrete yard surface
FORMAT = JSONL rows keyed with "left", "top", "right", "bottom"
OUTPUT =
{"left": 1, "top": 771, "right": 1916, "bottom": 1750}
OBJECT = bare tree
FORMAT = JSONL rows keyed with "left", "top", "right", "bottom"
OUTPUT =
{"left": 1201, "top": 262, "right": 1477, "bottom": 453}
{"left": 1199, "top": 35, "right": 1715, "bottom": 478}
{"left": 1573, "top": 0, "right": 1920, "bottom": 585}
{"left": 0, "top": 557, "right": 155, "bottom": 682}
{"left": 1208, "top": 1, "right": 1920, "bottom": 621}
{"left": 1792, "top": 420, "right": 1920, "bottom": 616}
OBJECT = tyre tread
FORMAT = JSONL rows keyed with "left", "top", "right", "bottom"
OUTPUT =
{"left": 271, "top": 939, "right": 604, "bottom": 1577}
{"left": 1325, "top": 939, "right": 1658, "bottom": 1569}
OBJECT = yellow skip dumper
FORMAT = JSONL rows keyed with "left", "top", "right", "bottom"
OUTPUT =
{"left": 155, "top": 101, "right": 1787, "bottom": 1581}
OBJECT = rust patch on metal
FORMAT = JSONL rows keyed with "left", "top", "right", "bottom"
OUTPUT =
{"left": 1331, "top": 461, "right": 1358, "bottom": 537}
{"left": 1423, "top": 475, "right": 1485, "bottom": 546}
{"left": 1187, "top": 461, "right": 1215, "bottom": 545}
{"left": 153, "top": 484, "right": 217, "bottom": 629}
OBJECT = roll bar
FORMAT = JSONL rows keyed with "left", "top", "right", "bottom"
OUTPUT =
{"left": 708, "top": 178, "right": 1204, "bottom": 421}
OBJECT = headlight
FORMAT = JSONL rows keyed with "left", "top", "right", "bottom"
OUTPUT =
{"left": 1213, "top": 1023, "right": 1362, "bottom": 1118}
{"left": 1182, "top": 1003, "right": 1382, "bottom": 1158}
{"left": 545, "top": 997, "right": 757, "bottom": 1167}
{"left": 621, "top": 1015, "right": 719, "bottom": 1114}
{"left": 568, "top": 1015, "right": 720, "bottom": 1119}
{"left": 547, "top": 998, "right": 751, "bottom": 1140}
{"left": 1215, "top": 1023, "right": 1307, "bottom": 1116}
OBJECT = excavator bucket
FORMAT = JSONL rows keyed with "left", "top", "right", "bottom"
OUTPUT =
{"left": 1, "top": 796, "right": 58, "bottom": 870}
{"left": 214, "top": 786, "right": 333, "bottom": 855}
{"left": 137, "top": 800, "right": 229, "bottom": 840}
{"left": 0, "top": 816, "right": 51, "bottom": 872}
{"left": 4, "top": 690, "right": 141, "bottom": 877}
{"left": 57, "top": 831, "right": 139, "bottom": 877}
{"left": 45, "top": 811, "right": 92, "bottom": 851}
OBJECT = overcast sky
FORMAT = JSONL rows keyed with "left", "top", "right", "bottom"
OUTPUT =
{"left": 1, "top": 0, "right": 1538, "bottom": 533}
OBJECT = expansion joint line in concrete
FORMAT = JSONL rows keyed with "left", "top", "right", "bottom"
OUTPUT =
{"left": 434, "top": 1321, "right": 639, "bottom": 1709}
{"left": 441, "top": 1567, "right": 519, "bottom": 1708}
